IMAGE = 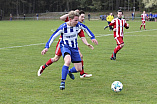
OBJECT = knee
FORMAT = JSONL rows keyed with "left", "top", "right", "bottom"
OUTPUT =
{"left": 53, "top": 56, "right": 60, "bottom": 62}
{"left": 65, "top": 60, "right": 71, "bottom": 66}
{"left": 121, "top": 44, "right": 124, "bottom": 47}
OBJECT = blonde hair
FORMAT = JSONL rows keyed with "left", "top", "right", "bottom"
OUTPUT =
{"left": 68, "top": 11, "right": 80, "bottom": 19}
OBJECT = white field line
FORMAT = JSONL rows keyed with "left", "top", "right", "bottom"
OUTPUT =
{"left": 0, "top": 29, "right": 157, "bottom": 50}
{"left": 96, "top": 29, "right": 157, "bottom": 37}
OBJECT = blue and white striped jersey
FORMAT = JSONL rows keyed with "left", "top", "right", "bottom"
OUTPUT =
{"left": 45, "top": 22, "right": 95, "bottom": 49}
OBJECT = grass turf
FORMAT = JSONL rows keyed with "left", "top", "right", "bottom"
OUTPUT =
{"left": 0, "top": 19, "right": 157, "bottom": 104}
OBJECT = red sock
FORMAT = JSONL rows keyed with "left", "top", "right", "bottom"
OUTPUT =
{"left": 144, "top": 25, "right": 145, "bottom": 29}
{"left": 114, "top": 45, "right": 122, "bottom": 53}
{"left": 140, "top": 25, "right": 143, "bottom": 28}
{"left": 80, "top": 60, "right": 84, "bottom": 75}
{"left": 42, "top": 58, "right": 53, "bottom": 69}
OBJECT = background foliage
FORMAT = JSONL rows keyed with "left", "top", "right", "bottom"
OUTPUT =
{"left": 0, "top": 0, "right": 157, "bottom": 17}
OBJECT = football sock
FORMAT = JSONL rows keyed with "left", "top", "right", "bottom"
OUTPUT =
{"left": 42, "top": 58, "right": 53, "bottom": 69}
{"left": 80, "top": 60, "right": 84, "bottom": 75}
{"left": 61, "top": 65, "right": 69, "bottom": 80}
{"left": 144, "top": 25, "right": 145, "bottom": 29}
{"left": 114, "top": 45, "right": 122, "bottom": 53}
{"left": 69, "top": 67, "right": 78, "bottom": 73}
{"left": 111, "top": 45, "right": 122, "bottom": 57}
{"left": 140, "top": 25, "right": 143, "bottom": 28}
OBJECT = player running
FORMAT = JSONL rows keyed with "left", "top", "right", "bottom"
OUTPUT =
{"left": 104, "top": 10, "right": 129, "bottom": 60}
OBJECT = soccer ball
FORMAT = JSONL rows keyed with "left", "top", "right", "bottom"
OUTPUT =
{"left": 111, "top": 81, "right": 123, "bottom": 92}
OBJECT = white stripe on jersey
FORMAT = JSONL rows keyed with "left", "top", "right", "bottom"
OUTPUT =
{"left": 116, "top": 19, "right": 119, "bottom": 37}
{"left": 114, "top": 18, "right": 126, "bottom": 38}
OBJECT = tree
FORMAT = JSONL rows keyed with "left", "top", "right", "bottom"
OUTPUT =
{"left": 142, "top": 0, "right": 157, "bottom": 8}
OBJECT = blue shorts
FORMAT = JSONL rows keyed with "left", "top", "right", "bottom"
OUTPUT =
{"left": 60, "top": 45, "right": 81, "bottom": 63}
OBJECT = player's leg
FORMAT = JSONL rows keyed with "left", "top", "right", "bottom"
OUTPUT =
{"left": 140, "top": 21, "right": 143, "bottom": 30}
{"left": 110, "top": 37, "right": 124, "bottom": 60}
{"left": 143, "top": 21, "right": 146, "bottom": 30}
{"left": 60, "top": 46, "right": 74, "bottom": 90}
{"left": 108, "top": 21, "right": 112, "bottom": 31}
{"left": 38, "top": 42, "right": 62, "bottom": 76}
{"left": 37, "top": 55, "right": 61, "bottom": 76}
{"left": 60, "top": 52, "right": 71, "bottom": 90}
{"left": 78, "top": 49, "right": 92, "bottom": 78}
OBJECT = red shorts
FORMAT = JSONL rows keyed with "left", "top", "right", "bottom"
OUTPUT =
{"left": 55, "top": 39, "right": 62, "bottom": 56}
{"left": 55, "top": 39, "right": 80, "bottom": 56}
{"left": 142, "top": 21, "right": 145, "bottom": 24}
{"left": 115, "top": 37, "right": 124, "bottom": 45}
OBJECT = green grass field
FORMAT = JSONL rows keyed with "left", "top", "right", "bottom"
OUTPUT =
{"left": 0, "top": 19, "right": 157, "bottom": 104}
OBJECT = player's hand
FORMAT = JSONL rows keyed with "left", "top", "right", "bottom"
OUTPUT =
{"left": 104, "top": 26, "right": 109, "bottom": 30}
{"left": 41, "top": 48, "right": 48, "bottom": 55}
{"left": 91, "top": 39, "right": 98, "bottom": 45}
{"left": 87, "top": 44, "right": 94, "bottom": 50}
{"left": 127, "top": 24, "right": 129, "bottom": 27}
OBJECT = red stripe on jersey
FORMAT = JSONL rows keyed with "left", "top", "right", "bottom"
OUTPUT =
{"left": 110, "top": 18, "right": 127, "bottom": 38}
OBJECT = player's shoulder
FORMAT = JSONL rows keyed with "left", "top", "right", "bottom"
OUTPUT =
{"left": 58, "top": 23, "right": 67, "bottom": 29}
{"left": 113, "top": 18, "right": 118, "bottom": 20}
{"left": 76, "top": 22, "right": 84, "bottom": 27}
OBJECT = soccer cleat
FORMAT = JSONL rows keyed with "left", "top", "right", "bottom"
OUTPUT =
{"left": 113, "top": 52, "right": 116, "bottom": 59}
{"left": 104, "top": 26, "right": 108, "bottom": 30}
{"left": 37, "top": 65, "right": 44, "bottom": 76}
{"left": 60, "top": 82, "right": 65, "bottom": 90}
{"left": 80, "top": 73, "right": 92, "bottom": 78}
{"left": 144, "top": 28, "right": 146, "bottom": 30}
{"left": 110, "top": 57, "right": 116, "bottom": 60}
{"left": 68, "top": 72, "right": 75, "bottom": 80}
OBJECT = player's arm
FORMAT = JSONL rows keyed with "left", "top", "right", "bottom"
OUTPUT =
{"left": 41, "top": 28, "right": 62, "bottom": 55}
{"left": 60, "top": 13, "right": 69, "bottom": 21}
{"left": 79, "top": 23, "right": 98, "bottom": 45}
{"left": 124, "top": 22, "right": 129, "bottom": 29}
{"left": 81, "top": 37, "right": 94, "bottom": 50}
{"left": 78, "top": 29, "right": 94, "bottom": 50}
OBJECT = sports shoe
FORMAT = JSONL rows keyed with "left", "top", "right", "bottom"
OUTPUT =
{"left": 104, "top": 26, "right": 109, "bottom": 30}
{"left": 110, "top": 57, "right": 116, "bottom": 60}
{"left": 80, "top": 73, "right": 92, "bottom": 78}
{"left": 113, "top": 52, "right": 116, "bottom": 59}
{"left": 60, "top": 82, "right": 65, "bottom": 90}
{"left": 68, "top": 72, "right": 75, "bottom": 80}
{"left": 37, "top": 65, "right": 44, "bottom": 76}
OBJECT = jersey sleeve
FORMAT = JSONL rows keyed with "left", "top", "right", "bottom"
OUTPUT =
{"left": 78, "top": 29, "right": 85, "bottom": 38}
{"left": 64, "top": 17, "right": 69, "bottom": 22}
{"left": 109, "top": 19, "right": 115, "bottom": 26}
{"left": 124, "top": 20, "right": 129, "bottom": 29}
{"left": 45, "top": 24, "right": 64, "bottom": 48}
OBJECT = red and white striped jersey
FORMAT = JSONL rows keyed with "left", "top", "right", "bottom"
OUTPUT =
{"left": 141, "top": 14, "right": 147, "bottom": 21}
{"left": 109, "top": 18, "right": 128, "bottom": 38}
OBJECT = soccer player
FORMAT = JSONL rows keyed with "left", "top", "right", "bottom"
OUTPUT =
{"left": 104, "top": 10, "right": 129, "bottom": 60}
{"left": 38, "top": 10, "right": 94, "bottom": 78}
{"left": 140, "top": 11, "right": 147, "bottom": 30}
{"left": 40, "top": 11, "right": 98, "bottom": 90}
{"left": 106, "top": 13, "right": 114, "bottom": 31}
